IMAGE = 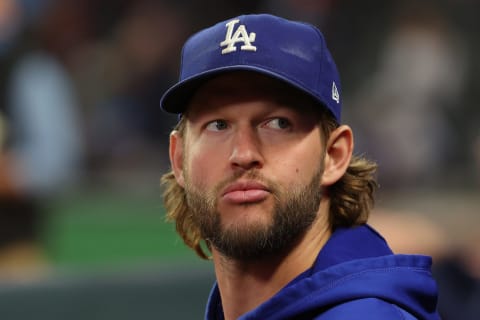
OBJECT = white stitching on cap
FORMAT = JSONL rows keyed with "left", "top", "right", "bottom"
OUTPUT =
{"left": 220, "top": 19, "right": 257, "bottom": 54}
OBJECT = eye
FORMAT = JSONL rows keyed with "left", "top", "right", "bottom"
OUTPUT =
{"left": 206, "top": 119, "right": 228, "bottom": 131}
{"left": 265, "top": 118, "right": 291, "bottom": 130}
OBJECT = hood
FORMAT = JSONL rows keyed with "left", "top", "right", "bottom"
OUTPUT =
{"left": 206, "top": 225, "right": 440, "bottom": 320}
{"left": 244, "top": 254, "right": 439, "bottom": 319}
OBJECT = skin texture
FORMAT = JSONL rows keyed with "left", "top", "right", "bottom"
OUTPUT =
{"left": 169, "top": 72, "right": 354, "bottom": 320}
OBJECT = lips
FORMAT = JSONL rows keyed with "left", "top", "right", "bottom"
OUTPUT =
{"left": 221, "top": 181, "right": 270, "bottom": 204}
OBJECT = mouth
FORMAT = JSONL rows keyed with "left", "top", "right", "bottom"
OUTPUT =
{"left": 221, "top": 180, "right": 270, "bottom": 204}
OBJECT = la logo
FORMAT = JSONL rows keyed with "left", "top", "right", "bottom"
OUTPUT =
{"left": 220, "top": 19, "right": 257, "bottom": 54}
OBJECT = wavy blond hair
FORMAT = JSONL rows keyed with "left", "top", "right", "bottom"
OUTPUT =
{"left": 161, "top": 110, "right": 378, "bottom": 259}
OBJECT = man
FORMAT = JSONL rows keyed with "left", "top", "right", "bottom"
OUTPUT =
{"left": 160, "top": 14, "right": 440, "bottom": 320}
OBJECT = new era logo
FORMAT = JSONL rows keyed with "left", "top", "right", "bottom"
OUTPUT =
{"left": 332, "top": 82, "right": 340, "bottom": 103}
{"left": 220, "top": 19, "right": 257, "bottom": 54}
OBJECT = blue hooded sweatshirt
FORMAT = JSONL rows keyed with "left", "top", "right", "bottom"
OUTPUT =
{"left": 205, "top": 224, "right": 440, "bottom": 319}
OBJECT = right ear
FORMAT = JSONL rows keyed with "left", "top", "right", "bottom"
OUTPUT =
{"left": 169, "top": 130, "right": 185, "bottom": 188}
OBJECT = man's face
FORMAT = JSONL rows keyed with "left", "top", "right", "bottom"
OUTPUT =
{"left": 177, "top": 72, "right": 326, "bottom": 260}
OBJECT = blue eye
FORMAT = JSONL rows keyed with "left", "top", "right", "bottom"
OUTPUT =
{"left": 206, "top": 120, "right": 228, "bottom": 131}
{"left": 266, "top": 118, "right": 291, "bottom": 129}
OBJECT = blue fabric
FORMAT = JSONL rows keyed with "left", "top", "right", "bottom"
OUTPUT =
{"left": 314, "top": 298, "right": 417, "bottom": 319}
{"left": 205, "top": 224, "right": 440, "bottom": 320}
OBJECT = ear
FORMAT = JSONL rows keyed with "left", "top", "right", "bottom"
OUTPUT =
{"left": 321, "top": 125, "right": 353, "bottom": 186}
{"left": 169, "top": 130, "right": 185, "bottom": 188}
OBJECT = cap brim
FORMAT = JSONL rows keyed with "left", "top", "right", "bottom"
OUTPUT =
{"left": 160, "top": 65, "right": 321, "bottom": 114}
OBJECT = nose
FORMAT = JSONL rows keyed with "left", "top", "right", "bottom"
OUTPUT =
{"left": 229, "top": 127, "right": 263, "bottom": 171}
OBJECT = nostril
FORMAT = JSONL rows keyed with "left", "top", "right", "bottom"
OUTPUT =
{"left": 235, "top": 160, "right": 262, "bottom": 170}
{"left": 230, "top": 149, "right": 263, "bottom": 170}
{"left": 231, "top": 158, "right": 262, "bottom": 170}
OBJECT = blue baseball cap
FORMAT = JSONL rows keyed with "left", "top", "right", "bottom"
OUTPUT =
{"left": 160, "top": 14, "right": 342, "bottom": 122}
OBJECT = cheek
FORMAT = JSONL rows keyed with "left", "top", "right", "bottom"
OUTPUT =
{"left": 269, "top": 139, "right": 323, "bottom": 182}
{"left": 275, "top": 160, "right": 315, "bottom": 184}
{"left": 184, "top": 143, "right": 225, "bottom": 187}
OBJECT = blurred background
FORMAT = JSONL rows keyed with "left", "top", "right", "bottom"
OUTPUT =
{"left": 0, "top": 0, "right": 478, "bottom": 319}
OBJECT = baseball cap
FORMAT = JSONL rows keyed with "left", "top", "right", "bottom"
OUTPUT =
{"left": 160, "top": 14, "right": 342, "bottom": 122}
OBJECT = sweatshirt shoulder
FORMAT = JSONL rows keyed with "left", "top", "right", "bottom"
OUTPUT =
{"left": 314, "top": 298, "right": 419, "bottom": 320}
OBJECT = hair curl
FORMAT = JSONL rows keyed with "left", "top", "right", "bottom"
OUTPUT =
{"left": 161, "top": 111, "right": 378, "bottom": 259}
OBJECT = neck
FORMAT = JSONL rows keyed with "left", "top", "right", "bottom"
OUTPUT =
{"left": 212, "top": 203, "right": 331, "bottom": 320}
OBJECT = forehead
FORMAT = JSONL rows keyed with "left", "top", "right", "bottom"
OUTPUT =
{"left": 186, "top": 71, "right": 318, "bottom": 116}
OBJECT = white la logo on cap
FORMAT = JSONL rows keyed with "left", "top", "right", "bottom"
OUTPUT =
{"left": 220, "top": 19, "right": 257, "bottom": 54}
{"left": 332, "top": 81, "right": 340, "bottom": 103}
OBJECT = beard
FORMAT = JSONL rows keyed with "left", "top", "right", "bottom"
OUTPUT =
{"left": 184, "top": 167, "right": 323, "bottom": 261}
